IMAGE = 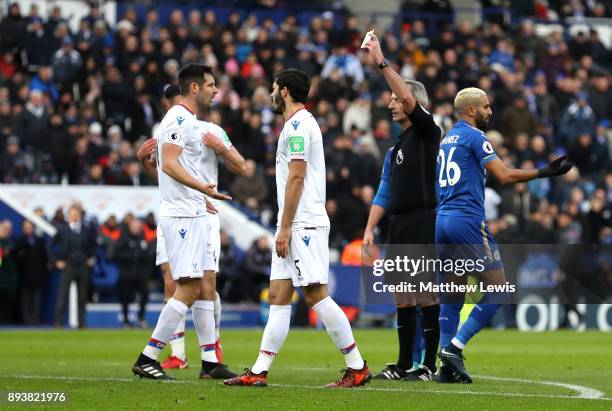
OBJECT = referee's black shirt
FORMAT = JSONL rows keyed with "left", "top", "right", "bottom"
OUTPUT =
{"left": 388, "top": 103, "right": 441, "bottom": 214}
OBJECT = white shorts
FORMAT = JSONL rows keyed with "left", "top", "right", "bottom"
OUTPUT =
{"left": 270, "top": 227, "right": 330, "bottom": 287}
{"left": 155, "top": 225, "right": 168, "bottom": 266}
{"left": 158, "top": 216, "right": 213, "bottom": 280}
{"left": 204, "top": 213, "right": 221, "bottom": 272}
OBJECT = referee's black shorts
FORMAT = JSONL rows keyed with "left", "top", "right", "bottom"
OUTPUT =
{"left": 387, "top": 208, "right": 436, "bottom": 244}
{"left": 385, "top": 208, "right": 437, "bottom": 306}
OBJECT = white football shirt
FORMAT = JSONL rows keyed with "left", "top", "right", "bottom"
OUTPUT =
{"left": 276, "top": 109, "right": 330, "bottom": 228}
{"left": 155, "top": 104, "right": 206, "bottom": 217}
{"left": 196, "top": 121, "right": 233, "bottom": 206}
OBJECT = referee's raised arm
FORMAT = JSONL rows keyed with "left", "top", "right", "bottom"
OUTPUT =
{"left": 363, "top": 33, "right": 440, "bottom": 140}
{"left": 363, "top": 34, "right": 418, "bottom": 114}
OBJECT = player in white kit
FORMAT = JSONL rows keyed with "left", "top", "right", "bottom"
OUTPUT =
{"left": 224, "top": 69, "right": 371, "bottom": 388}
{"left": 137, "top": 84, "right": 247, "bottom": 378}
{"left": 132, "top": 64, "right": 231, "bottom": 380}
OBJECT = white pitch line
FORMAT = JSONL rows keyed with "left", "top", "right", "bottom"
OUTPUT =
{"left": 476, "top": 375, "right": 605, "bottom": 400}
{"left": 286, "top": 366, "right": 605, "bottom": 400}
{"left": 1, "top": 374, "right": 610, "bottom": 401}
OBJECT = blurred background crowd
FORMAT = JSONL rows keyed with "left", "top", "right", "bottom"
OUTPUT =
{"left": 0, "top": 0, "right": 610, "bottom": 324}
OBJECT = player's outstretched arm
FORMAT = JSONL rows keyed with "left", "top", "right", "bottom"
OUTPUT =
{"left": 137, "top": 138, "right": 158, "bottom": 181}
{"left": 485, "top": 155, "right": 573, "bottom": 184}
{"left": 276, "top": 160, "right": 306, "bottom": 258}
{"left": 161, "top": 142, "right": 232, "bottom": 201}
{"left": 363, "top": 33, "right": 416, "bottom": 114}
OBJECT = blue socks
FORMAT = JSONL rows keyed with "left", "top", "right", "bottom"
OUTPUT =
{"left": 453, "top": 303, "right": 501, "bottom": 348}
{"left": 439, "top": 303, "right": 462, "bottom": 350}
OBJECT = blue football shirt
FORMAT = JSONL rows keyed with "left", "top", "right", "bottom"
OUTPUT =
{"left": 436, "top": 120, "right": 498, "bottom": 219}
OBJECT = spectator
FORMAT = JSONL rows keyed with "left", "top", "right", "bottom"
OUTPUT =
{"left": 52, "top": 36, "right": 82, "bottom": 88}
{"left": 500, "top": 93, "right": 538, "bottom": 141}
{"left": 560, "top": 93, "right": 597, "bottom": 143}
{"left": 113, "top": 218, "right": 152, "bottom": 328}
{"left": 321, "top": 45, "right": 364, "bottom": 91}
{"left": 51, "top": 206, "right": 97, "bottom": 328}
{"left": 0, "top": 3, "right": 26, "bottom": 52}
{"left": 24, "top": 16, "right": 52, "bottom": 67}
{"left": 230, "top": 159, "right": 268, "bottom": 211}
{"left": 217, "top": 230, "right": 242, "bottom": 301}
{"left": 0, "top": 135, "right": 31, "bottom": 183}
{"left": 29, "top": 66, "right": 58, "bottom": 102}
{"left": 14, "top": 90, "right": 49, "bottom": 152}
{"left": 242, "top": 236, "right": 272, "bottom": 302}
{"left": 12, "top": 220, "right": 48, "bottom": 324}
{"left": 0, "top": 220, "right": 18, "bottom": 323}
{"left": 588, "top": 73, "right": 611, "bottom": 122}
{"left": 567, "top": 133, "right": 609, "bottom": 177}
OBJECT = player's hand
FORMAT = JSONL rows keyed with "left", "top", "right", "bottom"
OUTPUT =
{"left": 87, "top": 257, "right": 96, "bottom": 267}
{"left": 537, "top": 155, "right": 574, "bottom": 178}
{"left": 56, "top": 260, "right": 66, "bottom": 270}
{"left": 137, "top": 138, "right": 157, "bottom": 162}
{"left": 201, "top": 183, "right": 232, "bottom": 201}
{"left": 275, "top": 226, "right": 291, "bottom": 258}
{"left": 362, "top": 229, "right": 374, "bottom": 257}
{"left": 205, "top": 199, "right": 218, "bottom": 214}
{"left": 203, "top": 132, "right": 227, "bottom": 154}
{"left": 362, "top": 33, "right": 385, "bottom": 66}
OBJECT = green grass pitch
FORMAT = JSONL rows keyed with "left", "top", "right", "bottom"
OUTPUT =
{"left": 2, "top": 329, "right": 611, "bottom": 410}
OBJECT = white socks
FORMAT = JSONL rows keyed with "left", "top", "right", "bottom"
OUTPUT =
{"left": 169, "top": 316, "right": 186, "bottom": 360}
{"left": 214, "top": 291, "right": 221, "bottom": 340}
{"left": 313, "top": 297, "right": 364, "bottom": 370}
{"left": 251, "top": 305, "right": 292, "bottom": 374}
{"left": 192, "top": 300, "right": 218, "bottom": 363}
{"left": 143, "top": 298, "right": 188, "bottom": 360}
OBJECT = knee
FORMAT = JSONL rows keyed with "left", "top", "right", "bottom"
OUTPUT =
{"left": 174, "top": 282, "right": 200, "bottom": 306}
{"left": 268, "top": 289, "right": 292, "bottom": 306}
{"left": 302, "top": 288, "right": 327, "bottom": 308}
{"left": 303, "top": 293, "right": 317, "bottom": 307}
{"left": 267, "top": 289, "right": 282, "bottom": 305}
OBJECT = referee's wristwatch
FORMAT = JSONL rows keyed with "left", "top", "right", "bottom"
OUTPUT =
{"left": 378, "top": 58, "right": 390, "bottom": 70}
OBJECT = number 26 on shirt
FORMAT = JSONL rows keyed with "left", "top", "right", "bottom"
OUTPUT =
{"left": 438, "top": 147, "right": 461, "bottom": 187}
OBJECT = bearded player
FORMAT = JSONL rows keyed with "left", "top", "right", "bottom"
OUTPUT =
{"left": 137, "top": 83, "right": 246, "bottom": 378}
{"left": 224, "top": 69, "right": 371, "bottom": 388}
{"left": 131, "top": 64, "right": 232, "bottom": 380}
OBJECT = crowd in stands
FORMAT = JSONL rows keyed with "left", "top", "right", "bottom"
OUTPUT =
{"left": 0, "top": 202, "right": 273, "bottom": 324}
{"left": 0, "top": 0, "right": 611, "bottom": 317}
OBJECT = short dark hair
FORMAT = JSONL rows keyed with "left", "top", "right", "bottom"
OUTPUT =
{"left": 275, "top": 68, "right": 310, "bottom": 104}
{"left": 163, "top": 83, "right": 180, "bottom": 100}
{"left": 177, "top": 64, "right": 213, "bottom": 97}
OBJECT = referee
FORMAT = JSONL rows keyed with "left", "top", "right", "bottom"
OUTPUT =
{"left": 363, "top": 34, "right": 440, "bottom": 381}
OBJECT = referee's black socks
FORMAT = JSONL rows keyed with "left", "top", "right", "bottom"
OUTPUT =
{"left": 421, "top": 304, "right": 440, "bottom": 372}
{"left": 396, "top": 306, "right": 417, "bottom": 370}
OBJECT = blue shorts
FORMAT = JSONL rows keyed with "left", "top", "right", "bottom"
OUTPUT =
{"left": 435, "top": 214, "right": 503, "bottom": 272}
